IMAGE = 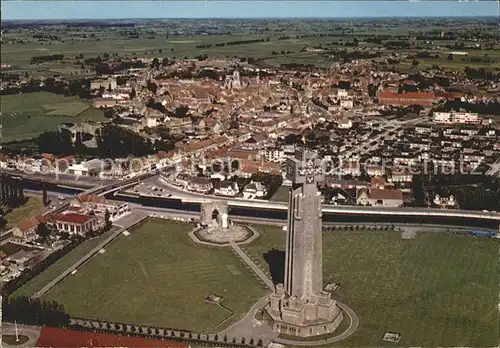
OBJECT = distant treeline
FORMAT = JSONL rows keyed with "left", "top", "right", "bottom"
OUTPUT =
{"left": 196, "top": 38, "right": 267, "bottom": 49}
{"left": 0, "top": 77, "right": 91, "bottom": 99}
{"left": 33, "top": 34, "right": 61, "bottom": 40}
{"left": 464, "top": 66, "right": 500, "bottom": 82}
{"left": 31, "top": 54, "right": 64, "bottom": 64}
{"left": 280, "top": 63, "right": 316, "bottom": 71}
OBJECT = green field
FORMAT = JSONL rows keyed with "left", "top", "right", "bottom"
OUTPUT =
{"left": 2, "top": 195, "right": 45, "bottom": 230}
{"left": 2, "top": 21, "right": 498, "bottom": 79}
{"left": 39, "top": 219, "right": 267, "bottom": 332}
{"left": 14, "top": 228, "right": 118, "bottom": 297}
{"left": 244, "top": 226, "right": 500, "bottom": 347}
{"left": 0, "top": 91, "right": 106, "bottom": 141}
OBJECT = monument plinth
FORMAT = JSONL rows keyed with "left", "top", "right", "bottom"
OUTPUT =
{"left": 263, "top": 148, "right": 343, "bottom": 337}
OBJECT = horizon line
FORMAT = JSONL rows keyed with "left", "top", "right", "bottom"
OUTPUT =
{"left": 2, "top": 15, "right": 498, "bottom": 21}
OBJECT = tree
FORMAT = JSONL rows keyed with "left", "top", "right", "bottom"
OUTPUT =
{"left": 232, "top": 337, "right": 237, "bottom": 344}
{"left": 42, "top": 183, "right": 49, "bottom": 206}
{"left": 36, "top": 222, "right": 50, "bottom": 240}
{"left": 250, "top": 338, "right": 255, "bottom": 345}
{"left": 257, "top": 339, "right": 263, "bottom": 346}
{"left": 223, "top": 334, "right": 228, "bottom": 342}
{"left": 241, "top": 337, "right": 246, "bottom": 344}
{"left": 129, "top": 87, "right": 136, "bottom": 99}
{"left": 2, "top": 296, "right": 69, "bottom": 327}
{"left": 147, "top": 81, "right": 158, "bottom": 94}
{"left": 104, "top": 210, "right": 112, "bottom": 231}
{"left": 197, "top": 333, "right": 201, "bottom": 340}
{"left": 214, "top": 334, "right": 218, "bottom": 341}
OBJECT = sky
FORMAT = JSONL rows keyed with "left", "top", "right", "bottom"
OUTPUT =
{"left": 1, "top": 1, "right": 498, "bottom": 21}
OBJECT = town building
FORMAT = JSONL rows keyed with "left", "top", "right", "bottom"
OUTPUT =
{"left": 70, "top": 195, "right": 130, "bottom": 221}
{"left": 243, "top": 181, "right": 267, "bottom": 199}
{"left": 378, "top": 90, "right": 435, "bottom": 106}
{"left": 356, "top": 188, "right": 404, "bottom": 207}
{"left": 54, "top": 213, "right": 98, "bottom": 236}
{"left": 433, "top": 111, "right": 480, "bottom": 125}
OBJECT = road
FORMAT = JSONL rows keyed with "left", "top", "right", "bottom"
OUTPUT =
{"left": 133, "top": 176, "right": 500, "bottom": 224}
{"left": 3, "top": 168, "right": 111, "bottom": 185}
{"left": 32, "top": 211, "right": 147, "bottom": 299}
{"left": 486, "top": 156, "right": 500, "bottom": 176}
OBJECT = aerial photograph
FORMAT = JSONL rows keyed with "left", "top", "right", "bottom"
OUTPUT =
{"left": 0, "top": 0, "right": 499, "bottom": 347}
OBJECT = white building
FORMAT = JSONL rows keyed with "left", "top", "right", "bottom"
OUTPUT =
{"left": 337, "top": 118, "right": 353, "bottom": 129}
{"left": 214, "top": 181, "right": 239, "bottom": 197}
{"left": 243, "top": 181, "right": 267, "bottom": 199}
{"left": 260, "top": 148, "right": 285, "bottom": 163}
{"left": 67, "top": 159, "right": 108, "bottom": 176}
{"left": 340, "top": 98, "right": 354, "bottom": 109}
{"left": 433, "top": 111, "right": 480, "bottom": 125}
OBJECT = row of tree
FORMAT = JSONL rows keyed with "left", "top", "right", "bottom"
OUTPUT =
{"left": 71, "top": 318, "right": 264, "bottom": 347}
{"left": 2, "top": 296, "right": 70, "bottom": 327}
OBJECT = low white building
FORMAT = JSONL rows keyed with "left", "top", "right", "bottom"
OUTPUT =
{"left": 214, "top": 181, "right": 239, "bottom": 197}
{"left": 243, "top": 181, "right": 267, "bottom": 199}
{"left": 433, "top": 111, "right": 480, "bottom": 125}
{"left": 67, "top": 159, "right": 108, "bottom": 177}
{"left": 260, "top": 148, "right": 285, "bottom": 163}
{"left": 337, "top": 118, "right": 353, "bottom": 129}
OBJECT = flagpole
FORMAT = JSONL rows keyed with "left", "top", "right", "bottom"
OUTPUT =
{"left": 15, "top": 320, "right": 19, "bottom": 342}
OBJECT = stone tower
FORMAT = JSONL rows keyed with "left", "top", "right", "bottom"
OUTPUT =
{"left": 263, "top": 148, "right": 343, "bottom": 337}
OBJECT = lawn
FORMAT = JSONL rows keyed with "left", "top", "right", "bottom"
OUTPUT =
{"left": 2, "top": 195, "right": 46, "bottom": 230}
{"left": 14, "top": 228, "right": 118, "bottom": 297}
{"left": 40, "top": 219, "right": 267, "bottom": 332}
{"left": 244, "top": 225, "right": 500, "bottom": 347}
{"left": 0, "top": 91, "right": 106, "bottom": 141}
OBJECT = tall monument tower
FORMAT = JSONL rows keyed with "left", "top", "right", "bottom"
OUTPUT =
{"left": 263, "top": 148, "right": 343, "bottom": 337}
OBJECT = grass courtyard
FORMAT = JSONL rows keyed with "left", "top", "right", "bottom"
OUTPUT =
{"left": 1, "top": 195, "right": 46, "bottom": 230}
{"left": 0, "top": 91, "right": 106, "bottom": 141}
{"left": 39, "top": 219, "right": 267, "bottom": 332}
{"left": 244, "top": 225, "right": 500, "bottom": 347}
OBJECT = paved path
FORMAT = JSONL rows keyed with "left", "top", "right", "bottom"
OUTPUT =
{"left": 1, "top": 323, "right": 42, "bottom": 348}
{"left": 229, "top": 241, "right": 274, "bottom": 290}
{"left": 32, "top": 211, "right": 147, "bottom": 299}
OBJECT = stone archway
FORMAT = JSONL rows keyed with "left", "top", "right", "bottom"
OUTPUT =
{"left": 212, "top": 209, "right": 220, "bottom": 225}
{"left": 201, "top": 201, "right": 229, "bottom": 229}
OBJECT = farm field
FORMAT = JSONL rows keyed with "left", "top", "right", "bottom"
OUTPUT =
{"left": 0, "top": 92, "right": 106, "bottom": 141}
{"left": 2, "top": 23, "right": 498, "bottom": 79}
{"left": 244, "top": 225, "right": 500, "bottom": 347}
{"left": 39, "top": 219, "right": 267, "bottom": 332}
